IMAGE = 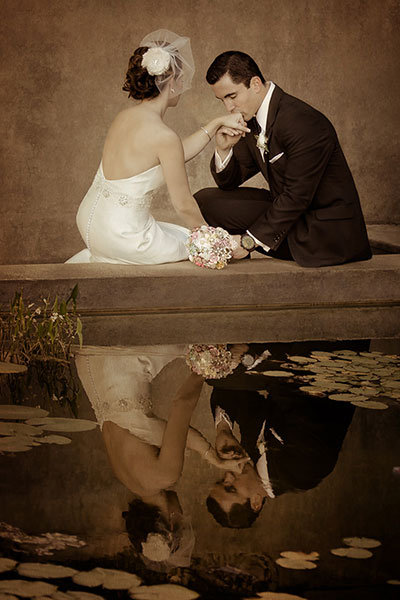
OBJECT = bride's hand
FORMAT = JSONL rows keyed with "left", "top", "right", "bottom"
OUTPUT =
{"left": 230, "top": 234, "right": 250, "bottom": 259}
{"left": 215, "top": 115, "right": 249, "bottom": 154}
{"left": 203, "top": 445, "right": 250, "bottom": 473}
{"left": 219, "top": 113, "right": 250, "bottom": 136}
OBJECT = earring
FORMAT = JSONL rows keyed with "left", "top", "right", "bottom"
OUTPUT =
{"left": 171, "top": 88, "right": 175, "bottom": 93}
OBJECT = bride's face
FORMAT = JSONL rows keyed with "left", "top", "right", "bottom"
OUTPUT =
{"left": 212, "top": 73, "right": 264, "bottom": 121}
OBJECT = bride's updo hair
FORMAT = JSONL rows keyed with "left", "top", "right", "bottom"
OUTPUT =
{"left": 122, "top": 47, "right": 160, "bottom": 100}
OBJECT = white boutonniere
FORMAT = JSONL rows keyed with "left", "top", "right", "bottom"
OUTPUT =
{"left": 255, "top": 131, "right": 269, "bottom": 153}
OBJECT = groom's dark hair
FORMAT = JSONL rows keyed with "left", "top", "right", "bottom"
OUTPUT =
{"left": 206, "top": 51, "right": 266, "bottom": 88}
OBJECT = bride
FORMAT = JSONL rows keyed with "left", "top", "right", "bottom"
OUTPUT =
{"left": 66, "top": 29, "right": 249, "bottom": 265}
{"left": 74, "top": 344, "right": 248, "bottom": 569}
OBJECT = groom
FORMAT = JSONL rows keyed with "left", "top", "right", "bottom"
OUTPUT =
{"left": 195, "top": 51, "right": 372, "bottom": 267}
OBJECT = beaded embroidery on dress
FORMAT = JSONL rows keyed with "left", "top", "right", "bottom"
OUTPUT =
{"left": 66, "top": 163, "right": 189, "bottom": 265}
{"left": 74, "top": 345, "right": 186, "bottom": 446}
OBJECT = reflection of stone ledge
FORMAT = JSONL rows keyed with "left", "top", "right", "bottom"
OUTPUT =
{"left": 0, "top": 255, "right": 399, "bottom": 343}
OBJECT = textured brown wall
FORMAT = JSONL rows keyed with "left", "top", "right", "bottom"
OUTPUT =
{"left": 1, "top": 0, "right": 399, "bottom": 264}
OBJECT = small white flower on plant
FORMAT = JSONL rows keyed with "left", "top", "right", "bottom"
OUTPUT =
{"left": 141, "top": 532, "right": 171, "bottom": 562}
{"left": 255, "top": 131, "right": 269, "bottom": 153}
{"left": 142, "top": 47, "right": 171, "bottom": 76}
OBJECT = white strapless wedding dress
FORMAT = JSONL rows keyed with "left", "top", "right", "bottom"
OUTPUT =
{"left": 74, "top": 345, "right": 186, "bottom": 446}
{"left": 66, "top": 163, "right": 189, "bottom": 264}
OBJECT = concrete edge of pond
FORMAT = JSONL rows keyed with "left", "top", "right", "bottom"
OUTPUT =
{"left": 1, "top": 254, "right": 400, "bottom": 310}
{"left": 0, "top": 255, "right": 399, "bottom": 343}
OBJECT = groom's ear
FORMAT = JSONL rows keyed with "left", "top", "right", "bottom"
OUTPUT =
{"left": 249, "top": 76, "right": 264, "bottom": 92}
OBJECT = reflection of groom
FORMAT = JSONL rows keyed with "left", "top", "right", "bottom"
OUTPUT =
{"left": 205, "top": 343, "right": 357, "bottom": 528}
{"left": 195, "top": 52, "right": 372, "bottom": 267}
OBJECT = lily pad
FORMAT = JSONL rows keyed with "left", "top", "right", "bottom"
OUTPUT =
{"left": 38, "top": 435, "right": 72, "bottom": 445}
{"left": 330, "top": 547, "right": 373, "bottom": 558}
{"left": 17, "top": 563, "right": 78, "bottom": 579}
{"left": 351, "top": 400, "right": 388, "bottom": 410}
{"left": 329, "top": 394, "right": 368, "bottom": 402}
{"left": 129, "top": 584, "right": 199, "bottom": 600}
{"left": 351, "top": 387, "right": 380, "bottom": 397}
{"left": 65, "top": 592, "right": 105, "bottom": 600}
{"left": 260, "top": 371, "right": 294, "bottom": 378}
{"left": 0, "top": 558, "right": 17, "bottom": 573}
{"left": 25, "top": 418, "right": 98, "bottom": 432}
{"left": 299, "top": 387, "right": 325, "bottom": 396}
{"left": 343, "top": 537, "right": 381, "bottom": 548}
{"left": 72, "top": 570, "right": 105, "bottom": 588}
{"left": 275, "top": 557, "right": 317, "bottom": 570}
{"left": 0, "top": 422, "right": 43, "bottom": 437}
{"left": 383, "top": 380, "right": 400, "bottom": 389}
{"left": 52, "top": 592, "right": 76, "bottom": 600}
{"left": 0, "top": 436, "right": 37, "bottom": 453}
{"left": 311, "top": 351, "right": 336, "bottom": 358}
{"left": 0, "top": 579, "right": 57, "bottom": 598}
{"left": 95, "top": 568, "right": 141, "bottom": 590}
{"left": 0, "top": 362, "right": 27, "bottom": 374}
{"left": 280, "top": 551, "right": 319, "bottom": 561}
{"left": 287, "top": 356, "right": 317, "bottom": 364}
{"left": 0, "top": 405, "right": 48, "bottom": 420}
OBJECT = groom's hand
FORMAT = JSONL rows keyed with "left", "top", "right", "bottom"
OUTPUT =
{"left": 215, "top": 126, "right": 243, "bottom": 159}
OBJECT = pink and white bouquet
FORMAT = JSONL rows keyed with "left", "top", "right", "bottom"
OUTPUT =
{"left": 186, "top": 225, "right": 237, "bottom": 269}
{"left": 186, "top": 344, "right": 238, "bottom": 379}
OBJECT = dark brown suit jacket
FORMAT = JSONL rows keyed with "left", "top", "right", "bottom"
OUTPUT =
{"left": 211, "top": 85, "right": 372, "bottom": 267}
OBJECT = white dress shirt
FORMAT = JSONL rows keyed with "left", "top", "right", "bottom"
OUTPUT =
{"left": 215, "top": 406, "right": 284, "bottom": 500}
{"left": 214, "top": 82, "right": 276, "bottom": 253}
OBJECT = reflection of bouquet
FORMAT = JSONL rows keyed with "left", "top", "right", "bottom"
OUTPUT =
{"left": 187, "top": 225, "right": 237, "bottom": 269}
{"left": 186, "top": 344, "right": 237, "bottom": 379}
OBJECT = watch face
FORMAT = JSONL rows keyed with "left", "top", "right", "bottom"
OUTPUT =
{"left": 241, "top": 235, "right": 256, "bottom": 251}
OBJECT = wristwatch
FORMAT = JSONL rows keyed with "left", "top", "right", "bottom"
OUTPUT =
{"left": 240, "top": 233, "right": 256, "bottom": 252}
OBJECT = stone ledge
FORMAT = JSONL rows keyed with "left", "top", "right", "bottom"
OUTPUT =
{"left": 1, "top": 255, "right": 399, "bottom": 342}
{"left": 1, "top": 255, "right": 399, "bottom": 313}
{"left": 367, "top": 224, "right": 400, "bottom": 253}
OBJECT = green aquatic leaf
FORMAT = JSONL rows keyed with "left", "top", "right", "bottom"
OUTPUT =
{"left": 331, "top": 547, "right": 372, "bottom": 558}
{"left": 329, "top": 394, "right": 368, "bottom": 402}
{"left": 351, "top": 400, "right": 388, "bottom": 409}
{"left": 342, "top": 536, "right": 381, "bottom": 549}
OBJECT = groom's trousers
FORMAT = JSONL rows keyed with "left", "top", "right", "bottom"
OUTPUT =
{"left": 194, "top": 186, "right": 293, "bottom": 261}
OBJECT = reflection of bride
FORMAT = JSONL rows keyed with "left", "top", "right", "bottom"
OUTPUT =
{"left": 66, "top": 29, "right": 248, "bottom": 265}
{"left": 74, "top": 345, "right": 244, "bottom": 570}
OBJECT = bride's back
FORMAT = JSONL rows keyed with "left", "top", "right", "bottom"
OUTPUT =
{"left": 102, "top": 104, "right": 167, "bottom": 181}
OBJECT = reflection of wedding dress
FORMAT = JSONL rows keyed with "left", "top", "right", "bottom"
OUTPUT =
{"left": 66, "top": 163, "right": 189, "bottom": 264}
{"left": 74, "top": 345, "right": 185, "bottom": 446}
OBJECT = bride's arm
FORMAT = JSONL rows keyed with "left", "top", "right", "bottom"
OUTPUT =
{"left": 155, "top": 372, "right": 204, "bottom": 487}
{"left": 157, "top": 130, "right": 207, "bottom": 228}
{"left": 182, "top": 115, "right": 250, "bottom": 162}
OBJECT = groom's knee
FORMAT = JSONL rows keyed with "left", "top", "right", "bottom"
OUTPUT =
{"left": 193, "top": 187, "right": 220, "bottom": 222}
{"left": 194, "top": 187, "right": 218, "bottom": 208}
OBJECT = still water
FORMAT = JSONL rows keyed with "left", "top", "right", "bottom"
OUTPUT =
{"left": 0, "top": 326, "right": 399, "bottom": 600}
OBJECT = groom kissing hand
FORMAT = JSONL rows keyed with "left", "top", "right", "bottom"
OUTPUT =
{"left": 194, "top": 51, "right": 372, "bottom": 268}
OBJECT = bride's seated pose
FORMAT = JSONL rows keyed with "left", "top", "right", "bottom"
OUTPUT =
{"left": 74, "top": 345, "right": 247, "bottom": 569}
{"left": 67, "top": 29, "right": 249, "bottom": 265}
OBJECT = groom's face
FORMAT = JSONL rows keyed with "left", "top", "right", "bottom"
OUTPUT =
{"left": 211, "top": 73, "right": 264, "bottom": 121}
